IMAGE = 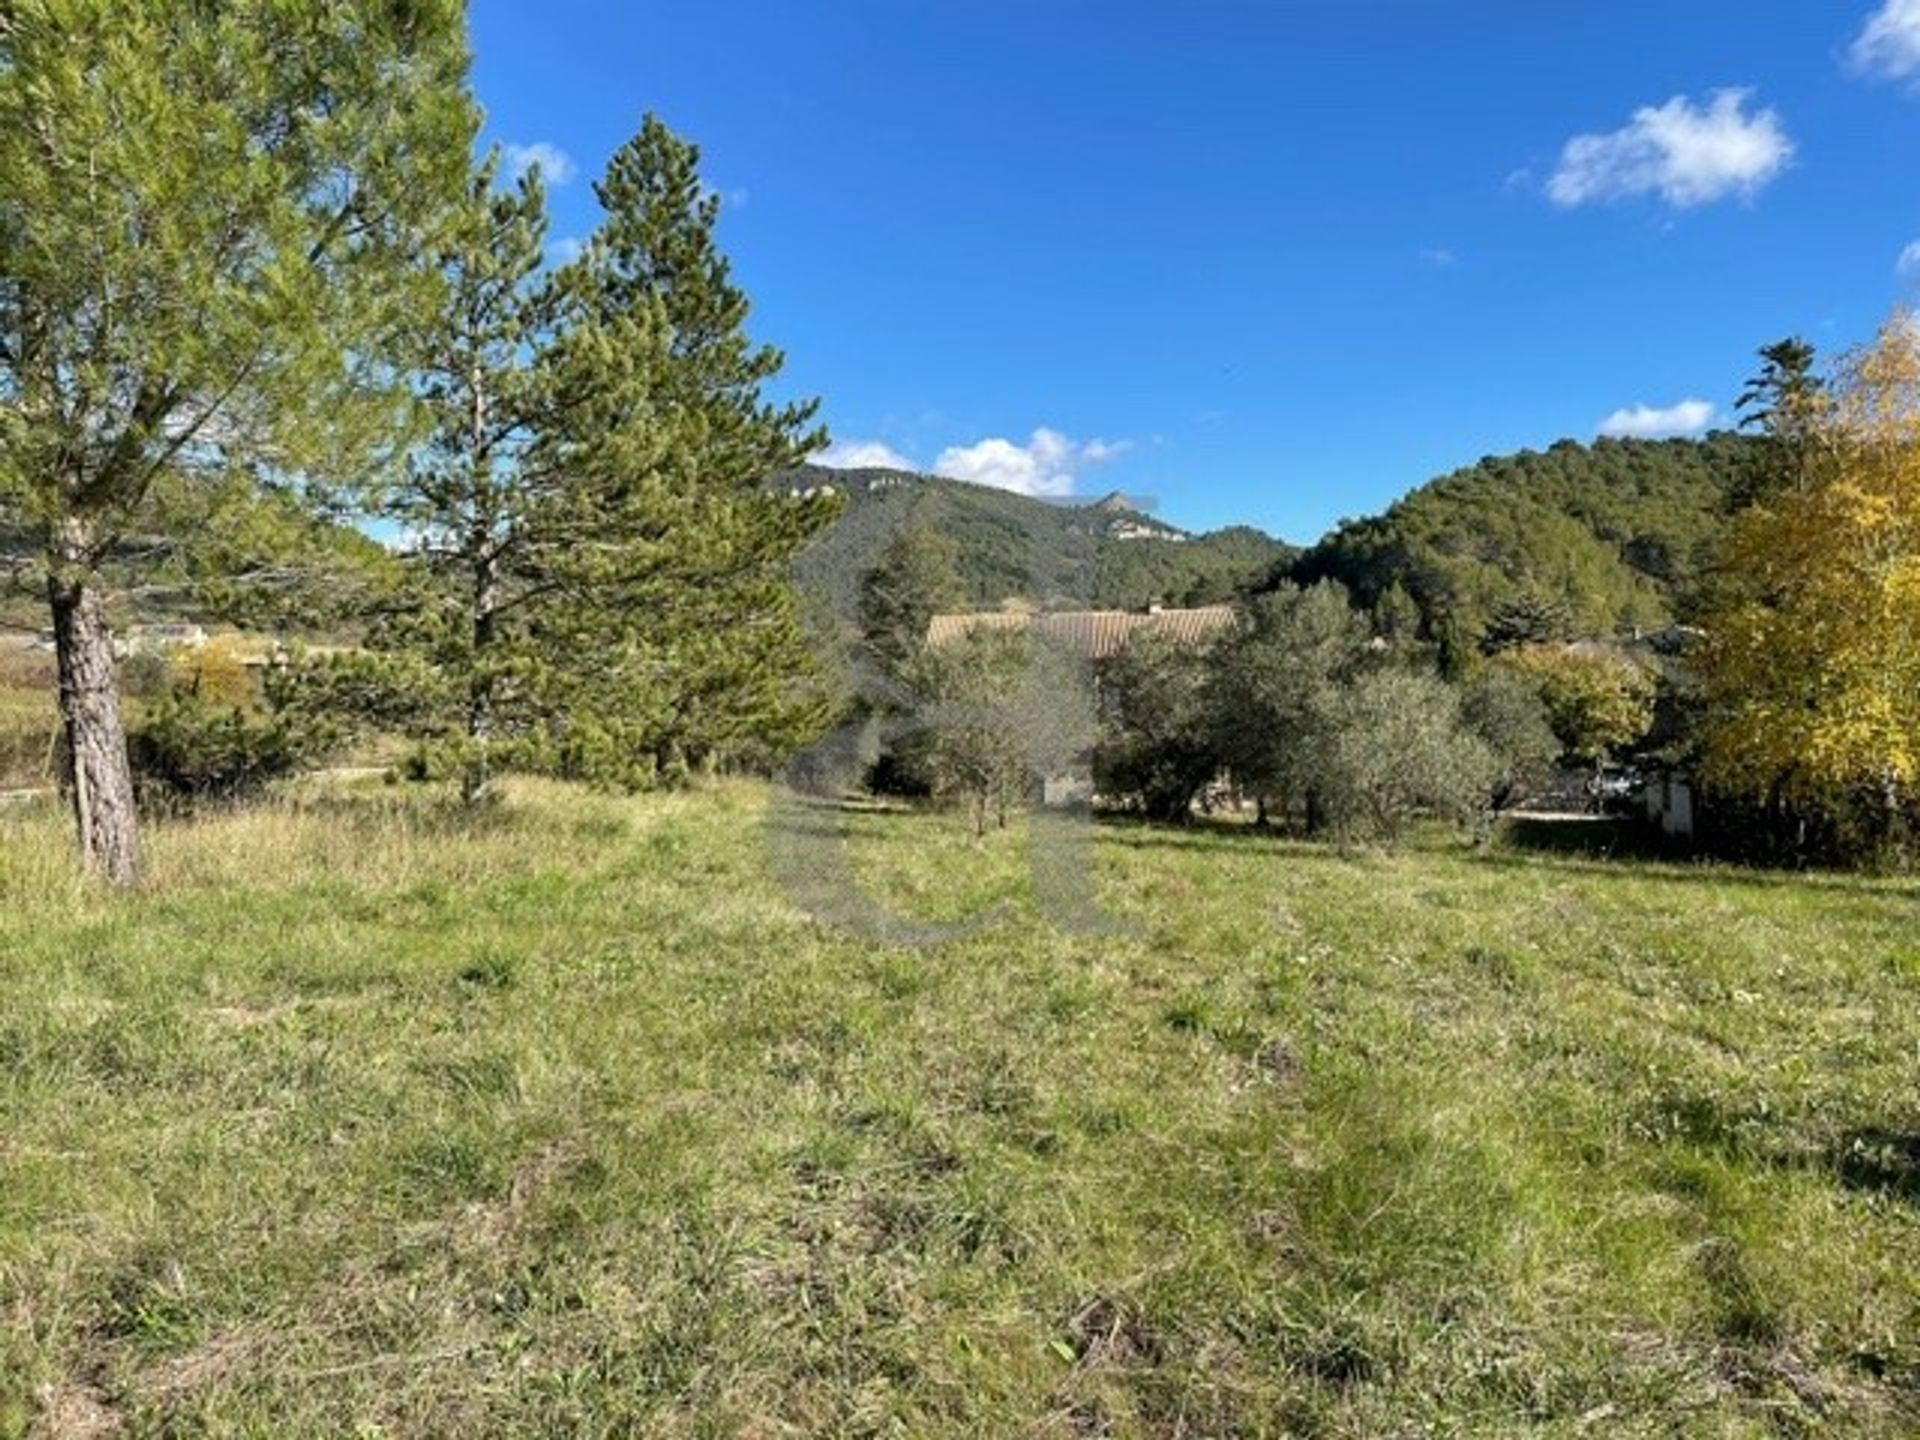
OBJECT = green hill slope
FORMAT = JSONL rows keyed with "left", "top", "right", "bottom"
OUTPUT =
{"left": 790, "top": 465, "right": 1296, "bottom": 614}
{"left": 1287, "top": 433, "right": 1759, "bottom": 654}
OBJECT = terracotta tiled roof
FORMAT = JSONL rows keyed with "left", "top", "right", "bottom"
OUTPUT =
{"left": 925, "top": 605, "right": 1238, "bottom": 660}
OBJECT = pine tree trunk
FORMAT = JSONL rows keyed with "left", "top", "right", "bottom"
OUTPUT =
{"left": 461, "top": 364, "right": 497, "bottom": 810}
{"left": 462, "top": 550, "right": 498, "bottom": 807}
{"left": 48, "top": 548, "right": 141, "bottom": 886}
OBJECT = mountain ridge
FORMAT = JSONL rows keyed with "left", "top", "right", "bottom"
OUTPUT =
{"left": 797, "top": 431, "right": 1763, "bottom": 650}
{"left": 789, "top": 464, "right": 1294, "bottom": 613}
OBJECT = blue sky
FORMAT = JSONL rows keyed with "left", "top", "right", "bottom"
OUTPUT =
{"left": 470, "top": 1, "right": 1920, "bottom": 542}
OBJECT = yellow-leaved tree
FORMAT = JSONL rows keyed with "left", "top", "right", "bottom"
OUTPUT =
{"left": 1699, "top": 311, "right": 1920, "bottom": 848}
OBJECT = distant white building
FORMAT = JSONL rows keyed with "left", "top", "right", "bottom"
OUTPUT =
{"left": 113, "top": 623, "right": 209, "bottom": 658}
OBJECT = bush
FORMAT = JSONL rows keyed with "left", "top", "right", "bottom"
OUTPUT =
{"left": 126, "top": 693, "right": 338, "bottom": 808}
{"left": 117, "top": 649, "right": 175, "bottom": 701}
{"left": 168, "top": 637, "right": 256, "bottom": 709}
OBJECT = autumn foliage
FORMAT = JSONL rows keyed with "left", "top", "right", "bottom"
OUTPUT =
{"left": 1699, "top": 312, "right": 1920, "bottom": 840}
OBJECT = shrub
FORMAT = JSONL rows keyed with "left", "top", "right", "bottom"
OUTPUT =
{"left": 117, "top": 649, "right": 175, "bottom": 701}
{"left": 126, "top": 692, "right": 337, "bottom": 807}
{"left": 169, "top": 637, "right": 256, "bottom": 709}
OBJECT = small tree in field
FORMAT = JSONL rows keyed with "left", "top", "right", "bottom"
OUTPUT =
{"left": 913, "top": 629, "right": 1034, "bottom": 835}
{"left": 1205, "top": 581, "right": 1372, "bottom": 825}
{"left": 1496, "top": 643, "right": 1654, "bottom": 770}
{"left": 1305, "top": 669, "right": 1497, "bottom": 843}
{"left": 0, "top": 1, "right": 472, "bottom": 881}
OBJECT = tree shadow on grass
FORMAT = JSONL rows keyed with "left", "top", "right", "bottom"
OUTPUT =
{"left": 1469, "top": 835, "right": 1919, "bottom": 901}
{"left": 1498, "top": 815, "right": 1669, "bottom": 862}
{"left": 1089, "top": 808, "right": 1920, "bottom": 904}
{"left": 1647, "top": 1089, "right": 1920, "bottom": 1211}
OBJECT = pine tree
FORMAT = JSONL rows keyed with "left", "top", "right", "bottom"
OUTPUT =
{"left": 1733, "top": 337, "right": 1828, "bottom": 508}
{"left": 1481, "top": 590, "right": 1573, "bottom": 654}
{"left": 370, "top": 153, "right": 569, "bottom": 803}
{"left": 0, "top": 0, "right": 472, "bottom": 882}
{"left": 531, "top": 115, "right": 836, "bottom": 781}
{"left": 858, "top": 527, "right": 965, "bottom": 684}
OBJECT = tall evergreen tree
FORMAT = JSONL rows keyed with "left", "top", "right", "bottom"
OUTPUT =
{"left": 858, "top": 526, "right": 965, "bottom": 684}
{"left": 1733, "top": 337, "right": 1828, "bottom": 508}
{"left": 369, "top": 153, "right": 568, "bottom": 803}
{"left": 532, "top": 115, "right": 836, "bottom": 781}
{"left": 589, "top": 116, "right": 824, "bottom": 473}
{"left": 0, "top": 0, "right": 472, "bottom": 882}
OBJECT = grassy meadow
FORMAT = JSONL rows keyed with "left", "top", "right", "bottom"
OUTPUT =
{"left": 1, "top": 782, "right": 1917, "bottom": 1437}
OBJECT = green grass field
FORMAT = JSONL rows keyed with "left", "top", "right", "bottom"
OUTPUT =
{"left": 1, "top": 783, "right": 1916, "bottom": 1437}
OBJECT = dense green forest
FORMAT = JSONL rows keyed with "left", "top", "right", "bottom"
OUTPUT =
{"left": 1287, "top": 433, "right": 1761, "bottom": 658}
{"left": 790, "top": 465, "right": 1297, "bottom": 613}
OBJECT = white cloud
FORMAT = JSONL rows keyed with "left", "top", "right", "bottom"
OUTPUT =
{"left": 1547, "top": 89, "right": 1793, "bottom": 208}
{"left": 933, "top": 428, "right": 1126, "bottom": 498}
{"left": 545, "top": 236, "right": 585, "bottom": 266}
{"left": 1899, "top": 240, "right": 1920, "bottom": 278}
{"left": 811, "top": 428, "right": 1131, "bottom": 495}
{"left": 503, "top": 141, "right": 577, "bottom": 187}
{"left": 1852, "top": 0, "right": 1920, "bottom": 81}
{"left": 1419, "top": 247, "right": 1457, "bottom": 268}
{"left": 812, "top": 439, "right": 918, "bottom": 472}
{"left": 1598, "top": 399, "right": 1717, "bottom": 440}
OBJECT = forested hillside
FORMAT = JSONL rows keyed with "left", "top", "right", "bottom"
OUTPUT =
{"left": 1288, "top": 434, "right": 1760, "bottom": 657}
{"left": 791, "top": 465, "right": 1297, "bottom": 612}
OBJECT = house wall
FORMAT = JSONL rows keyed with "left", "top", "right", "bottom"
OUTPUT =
{"left": 1645, "top": 773, "right": 1695, "bottom": 839}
